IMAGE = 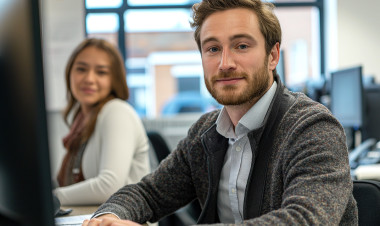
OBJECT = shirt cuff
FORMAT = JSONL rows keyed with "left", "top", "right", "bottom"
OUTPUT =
{"left": 92, "top": 212, "right": 121, "bottom": 219}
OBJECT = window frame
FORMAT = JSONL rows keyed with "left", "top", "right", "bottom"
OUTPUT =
{"left": 85, "top": 0, "right": 326, "bottom": 76}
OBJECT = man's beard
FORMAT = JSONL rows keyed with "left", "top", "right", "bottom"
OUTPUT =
{"left": 205, "top": 58, "right": 271, "bottom": 106}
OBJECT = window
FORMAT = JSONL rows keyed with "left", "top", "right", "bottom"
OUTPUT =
{"left": 268, "top": 0, "right": 316, "bottom": 2}
{"left": 128, "top": 0, "right": 201, "bottom": 6}
{"left": 86, "top": 0, "right": 123, "bottom": 9}
{"left": 125, "top": 9, "right": 192, "bottom": 32}
{"left": 275, "top": 6, "right": 321, "bottom": 87}
{"left": 86, "top": 13, "right": 119, "bottom": 46}
{"left": 85, "top": 0, "right": 325, "bottom": 117}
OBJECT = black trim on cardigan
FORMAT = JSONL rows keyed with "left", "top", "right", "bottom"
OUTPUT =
{"left": 197, "top": 74, "right": 296, "bottom": 223}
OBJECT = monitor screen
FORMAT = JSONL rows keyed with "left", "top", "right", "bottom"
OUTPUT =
{"left": 362, "top": 85, "right": 380, "bottom": 141}
{"left": 330, "top": 66, "right": 364, "bottom": 128}
{"left": 0, "top": 0, "right": 55, "bottom": 225}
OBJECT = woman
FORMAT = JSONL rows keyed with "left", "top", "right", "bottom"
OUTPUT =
{"left": 54, "top": 38, "right": 150, "bottom": 205}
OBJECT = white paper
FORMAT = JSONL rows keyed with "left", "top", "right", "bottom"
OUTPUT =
{"left": 55, "top": 214, "right": 92, "bottom": 226}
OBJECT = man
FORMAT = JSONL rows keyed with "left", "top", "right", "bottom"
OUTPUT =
{"left": 83, "top": 0, "right": 358, "bottom": 225}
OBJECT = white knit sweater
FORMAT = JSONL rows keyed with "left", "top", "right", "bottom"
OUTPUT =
{"left": 54, "top": 99, "right": 150, "bottom": 205}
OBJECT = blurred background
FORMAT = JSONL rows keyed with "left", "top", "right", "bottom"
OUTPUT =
{"left": 39, "top": 0, "right": 380, "bottom": 178}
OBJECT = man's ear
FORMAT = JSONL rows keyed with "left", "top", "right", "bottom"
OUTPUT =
{"left": 268, "top": 42, "right": 280, "bottom": 71}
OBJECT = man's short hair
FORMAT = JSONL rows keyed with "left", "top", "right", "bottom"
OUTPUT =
{"left": 190, "top": 0, "right": 282, "bottom": 55}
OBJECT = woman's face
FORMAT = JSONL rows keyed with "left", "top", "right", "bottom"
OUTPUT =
{"left": 70, "top": 46, "right": 112, "bottom": 112}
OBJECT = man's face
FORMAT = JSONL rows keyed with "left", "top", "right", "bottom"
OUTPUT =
{"left": 199, "top": 8, "right": 277, "bottom": 106}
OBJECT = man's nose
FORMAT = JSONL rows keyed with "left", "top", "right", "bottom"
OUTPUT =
{"left": 219, "top": 49, "right": 236, "bottom": 72}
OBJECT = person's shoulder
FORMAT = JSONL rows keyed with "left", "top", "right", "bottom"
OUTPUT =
{"left": 100, "top": 99, "right": 139, "bottom": 119}
{"left": 288, "top": 90, "right": 331, "bottom": 115}
{"left": 282, "top": 90, "right": 342, "bottom": 133}
{"left": 102, "top": 99, "right": 134, "bottom": 112}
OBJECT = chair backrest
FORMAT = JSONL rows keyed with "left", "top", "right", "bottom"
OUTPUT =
{"left": 353, "top": 180, "right": 380, "bottom": 226}
{"left": 146, "top": 131, "right": 172, "bottom": 163}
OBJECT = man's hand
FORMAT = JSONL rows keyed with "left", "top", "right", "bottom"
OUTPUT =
{"left": 82, "top": 214, "right": 142, "bottom": 226}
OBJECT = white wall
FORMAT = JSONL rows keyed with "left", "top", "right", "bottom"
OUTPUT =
{"left": 41, "top": 0, "right": 85, "bottom": 111}
{"left": 337, "top": 0, "right": 380, "bottom": 81}
{"left": 324, "top": 0, "right": 338, "bottom": 74}
{"left": 40, "top": 0, "right": 85, "bottom": 176}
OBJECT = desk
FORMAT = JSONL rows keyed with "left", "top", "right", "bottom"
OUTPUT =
{"left": 55, "top": 205, "right": 97, "bottom": 226}
{"left": 61, "top": 205, "right": 98, "bottom": 216}
{"left": 58, "top": 206, "right": 152, "bottom": 226}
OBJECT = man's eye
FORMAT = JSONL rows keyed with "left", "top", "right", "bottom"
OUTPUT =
{"left": 238, "top": 44, "right": 248, "bottom": 50}
{"left": 209, "top": 47, "right": 219, "bottom": 53}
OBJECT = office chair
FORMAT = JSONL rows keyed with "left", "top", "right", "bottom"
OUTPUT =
{"left": 147, "top": 131, "right": 172, "bottom": 163}
{"left": 353, "top": 180, "right": 380, "bottom": 226}
{"left": 146, "top": 131, "right": 201, "bottom": 226}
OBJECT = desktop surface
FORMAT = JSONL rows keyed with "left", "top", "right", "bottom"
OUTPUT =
{"left": 60, "top": 206, "right": 98, "bottom": 217}
{"left": 55, "top": 205, "right": 97, "bottom": 226}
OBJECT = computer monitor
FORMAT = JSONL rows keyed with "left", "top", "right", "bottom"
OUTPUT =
{"left": 330, "top": 66, "right": 364, "bottom": 129}
{"left": 0, "top": 0, "right": 56, "bottom": 225}
{"left": 362, "top": 85, "right": 380, "bottom": 141}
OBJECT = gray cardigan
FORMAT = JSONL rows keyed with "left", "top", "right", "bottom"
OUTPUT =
{"left": 95, "top": 78, "right": 358, "bottom": 225}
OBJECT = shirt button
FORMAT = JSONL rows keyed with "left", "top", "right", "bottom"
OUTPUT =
{"left": 231, "top": 188, "right": 236, "bottom": 194}
{"left": 236, "top": 146, "right": 241, "bottom": 152}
